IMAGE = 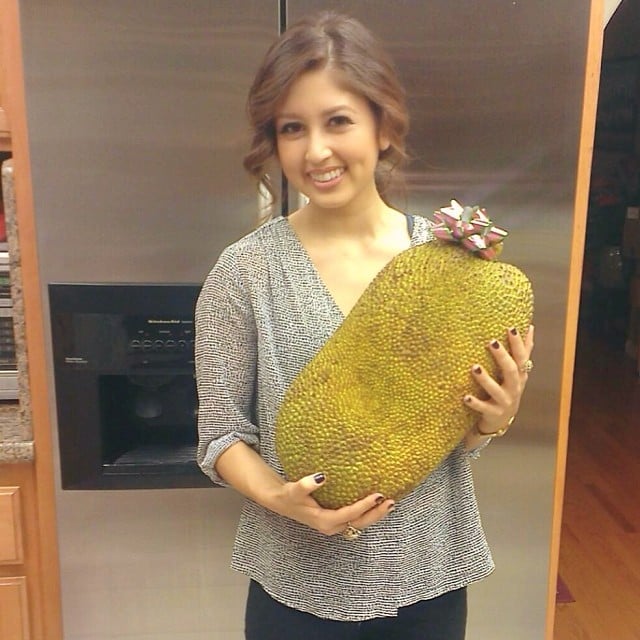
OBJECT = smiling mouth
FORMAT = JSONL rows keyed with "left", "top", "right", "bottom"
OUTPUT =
{"left": 309, "top": 168, "right": 345, "bottom": 183}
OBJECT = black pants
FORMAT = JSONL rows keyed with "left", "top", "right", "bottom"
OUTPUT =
{"left": 244, "top": 580, "right": 467, "bottom": 640}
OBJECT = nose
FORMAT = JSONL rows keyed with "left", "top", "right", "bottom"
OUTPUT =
{"left": 304, "top": 128, "right": 331, "bottom": 164}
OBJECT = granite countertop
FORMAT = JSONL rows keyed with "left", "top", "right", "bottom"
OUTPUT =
{"left": 0, "top": 159, "right": 34, "bottom": 463}
{"left": 0, "top": 402, "right": 33, "bottom": 463}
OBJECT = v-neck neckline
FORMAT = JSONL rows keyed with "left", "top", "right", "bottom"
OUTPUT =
{"left": 281, "top": 215, "right": 417, "bottom": 320}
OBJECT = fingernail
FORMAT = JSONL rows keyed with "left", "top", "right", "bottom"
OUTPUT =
{"left": 490, "top": 339, "right": 500, "bottom": 349}
{"left": 375, "top": 495, "right": 385, "bottom": 506}
{"left": 472, "top": 365, "right": 482, "bottom": 374}
{"left": 387, "top": 502, "right": 396, "bottom": 512}
{"left": 313, "top": 473, "right": 325, "bottom": 484}
{"left": 464, "top": 395, "right": 473, "bottom": 403}
{"left": 510, "top": 327, "right": 518, "bottom": 336}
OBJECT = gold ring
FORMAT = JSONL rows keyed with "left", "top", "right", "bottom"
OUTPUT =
{"left": 342, "top": 523, "right": 362, "bottom": 541}
{"left": 520, "top": 359, "right": 534, "bottom": 373}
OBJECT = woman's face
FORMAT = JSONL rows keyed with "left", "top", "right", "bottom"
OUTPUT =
{"left": 274, "top": 67, "right": 389, "bottom": 214}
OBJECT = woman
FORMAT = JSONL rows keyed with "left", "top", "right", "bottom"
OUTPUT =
{"left": 195, "top": 11, "right": 534, "bottom": 640}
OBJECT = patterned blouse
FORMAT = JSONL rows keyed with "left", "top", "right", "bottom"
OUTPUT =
{"left": 195, "top": 215, "right": 494, "bottom": 622}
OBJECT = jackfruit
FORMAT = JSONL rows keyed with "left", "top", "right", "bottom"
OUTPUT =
{"left": 275, "top": 201, "right": 534, "bottom": 509}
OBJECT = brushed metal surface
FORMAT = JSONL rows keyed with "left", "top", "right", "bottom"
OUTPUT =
{"left": 285, "top": 2, "right": 590, "bottom": 638}
{"left": 20, "top": 0, "right": 280, "bottom": 283}
{"left": 18, "top": 1, "right": 594, "bottom": 638}
{"left": 19, "top": 3, "right": 281, "bottom": 639}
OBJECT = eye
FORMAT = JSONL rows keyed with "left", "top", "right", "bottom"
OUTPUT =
{"left": 328, "top": 115, "right": 353, "bottom": 128}
{"left": 278, "top": 121, "right": 303, "bottom": 136}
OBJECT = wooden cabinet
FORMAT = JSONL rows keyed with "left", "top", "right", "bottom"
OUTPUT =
{"left": 0, "top": 465, "right": 49, "bottom": 640}
{"left": 0, "top": 4, "right": 11, "bottom": 151}
{"left": 0, "top": 486, "right": 31, "bottom": 639}
{"left": 0, "top": 576, "right": 30, "bottom": 640}
{"left": 0, "top": 1, "right": 63, "bottom": 636}
{"left": 0, "top": 487, "right": 24, "bottom": 564}
{"left": 0, "top": 7, "right": 29, "bottom": 639}
{"left": 0, "top": 109, "right": 9, "bottom": 151}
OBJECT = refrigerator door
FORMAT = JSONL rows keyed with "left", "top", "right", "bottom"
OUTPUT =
{"left": 20, "top": 0, "right": 281, "bottom": 284}
{"left": 16, "top": 1, "right": 595, "bottom": 637}
{"left": 286, "top": 2, "right": 591, "bottom": 639}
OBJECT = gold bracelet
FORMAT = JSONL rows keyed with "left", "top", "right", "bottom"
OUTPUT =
{"left": 474, "top": 415, "right": 516, "bottom": 438}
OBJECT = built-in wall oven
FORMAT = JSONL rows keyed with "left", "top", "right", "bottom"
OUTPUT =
{"left": 0, "top": 250, "right": 18, "bottom": 400}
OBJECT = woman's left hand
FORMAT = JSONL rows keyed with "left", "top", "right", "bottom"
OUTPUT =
{"left": 463, "top": 324, "right": 535, "bottom": 437}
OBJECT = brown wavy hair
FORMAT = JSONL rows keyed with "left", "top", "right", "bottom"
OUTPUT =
{"left": 243, "top": 11, "right": 409, "bottom": 215}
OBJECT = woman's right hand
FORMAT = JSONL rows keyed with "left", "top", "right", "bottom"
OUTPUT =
{"left": 272, "top": 472, "right": 395, "bottom": 537}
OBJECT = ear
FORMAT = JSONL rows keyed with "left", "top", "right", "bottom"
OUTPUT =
{"left": 378, "top": 132, "right": 391, "bottom": 153}
{"left": 378, "top": 126, "right": 391, "bottom": 153}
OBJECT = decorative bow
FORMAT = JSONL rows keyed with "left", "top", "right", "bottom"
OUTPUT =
{"left": 432, "top": 200, "right": 508, "bottom": 261}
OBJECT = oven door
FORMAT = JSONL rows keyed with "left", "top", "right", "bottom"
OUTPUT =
{"left": 0, "top": 293, "right": 18, "bottom": 401}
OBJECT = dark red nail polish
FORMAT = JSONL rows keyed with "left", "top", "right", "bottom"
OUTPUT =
{"left": 510, "top": 327, "right": 518, "bottom": 336}
{"left": 473, "top": 365, "right": 482, "bottom": 374}
{"left": 375, "top": 495, "right": 385, "bottom": 506}
{"left": 387, "top": 502, "right": 396, "bottom": 512}
{"left": 314, "top": 473, "right": 325, "bottom": 484}
{"left": 491, "top": 339, "right": 500, "bottom": 349}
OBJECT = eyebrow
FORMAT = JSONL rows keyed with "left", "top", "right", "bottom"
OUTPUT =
{"left": 275, "top": 105, "right": 357, "bottom": 120}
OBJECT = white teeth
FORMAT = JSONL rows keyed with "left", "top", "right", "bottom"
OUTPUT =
{"left": 310, "top": 168, "right": 344, "bottom": 183}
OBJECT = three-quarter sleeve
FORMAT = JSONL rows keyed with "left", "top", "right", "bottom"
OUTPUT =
{"left": 195, "top": 247, "right": 259, "bottom": 486}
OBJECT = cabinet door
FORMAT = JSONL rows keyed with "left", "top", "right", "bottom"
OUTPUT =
{"left": 0, "top": 576, "right": 30, "bottom": 640}
{"left": 0, "top": 487, "right": 23, "bottom": 564}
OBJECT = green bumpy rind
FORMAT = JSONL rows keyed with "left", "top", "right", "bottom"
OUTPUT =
{"left": 275, "top": 241, "right": 534, "bottom": 509}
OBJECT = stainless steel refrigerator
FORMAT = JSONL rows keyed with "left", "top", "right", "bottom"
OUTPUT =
{"left": 18, "top": 1, "right": 595, "bottom": 638}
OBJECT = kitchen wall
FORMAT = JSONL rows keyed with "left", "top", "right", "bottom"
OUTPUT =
{"left": 599, "top": 0, "right": 640, "bottom": 157}
{"left": 605, "top": 0, "right": 624, "bottom": 25}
